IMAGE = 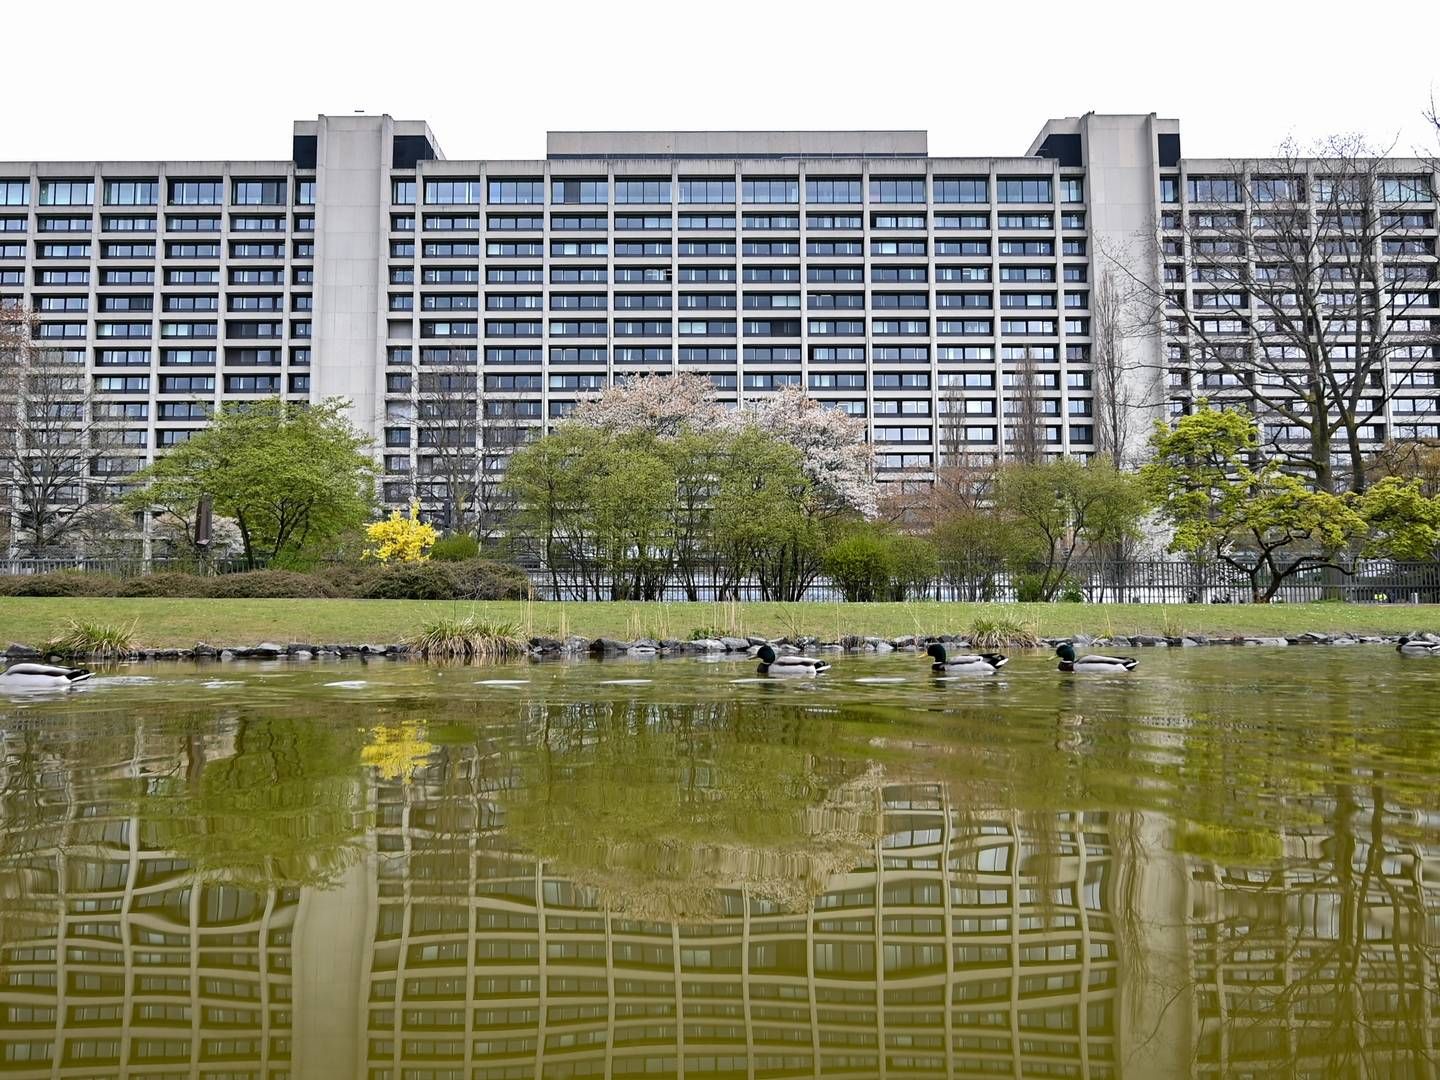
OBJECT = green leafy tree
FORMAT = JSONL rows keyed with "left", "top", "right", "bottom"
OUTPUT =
{"left": 822, "top": 522, "right": 938, "bottom": 602}
{"left": 1143, "top": 403, "right": 1367, "bottom": 602}
{"left": 1356, "top": 476, "right": 1440, "bottom": 561}
{"left": 128, "top": 398, "right": 374, "bottom": 569}
{"left": 993, "top": 458, "right": 1148, "bottom": 601}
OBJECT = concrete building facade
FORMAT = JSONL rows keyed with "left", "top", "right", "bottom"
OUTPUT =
{"left": 2, "top": 113, "right": 1437, "bottom": 539}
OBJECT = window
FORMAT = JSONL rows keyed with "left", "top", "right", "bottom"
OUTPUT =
{"left": 996, "top": 178, "right": 1052, "bottom": 203}
{"left": 551, "top": 179, "right": 607, "bottom": 204}
{"left": 1187, "top": 176, "right": 1240, "bottom": 202}
{"left": 103, "top": 179, "right": 158, "bottom": 206}
{"left": 487, "top": 179, "right": 543, "bottom": 204}
{"left": 39, "top": 180, "right": 94, "bottom": 206}
{"left": 1253, "top": 176, "right": 1301, "bottom": 202}
{"left": 614, "top": 179, "right": 671, "bottom": 204}
{"left": 391, "top": 179, "right": 416, "bottom": 205}
{"left": 805, "top": 178, "right": 861, "bottom": 204}
{"left": 1059, "top": 177, "right": 1083, "bottom": 203}
{"left": 680, "top": 179, "right": 736, "bottom": 204}
{"left": 231, "top": 179, "right": 285, "bottom": 205}
{"left": 0, "top": 180, "right": 27, "bottom": 206}
{"left": 742, "top": 178, "right": 799, "bottom": 204}
{"left": 1381, "top": 176, "right": 1431, "bottom": 202}
{"left": 870, "top": 178, "right": 925, "bottom": 203}
{"left": 169, "top": 180, "right": 223, "bottom": 205}
{"left": 1160, "top": 177, "right": 1180, "bottom": 204}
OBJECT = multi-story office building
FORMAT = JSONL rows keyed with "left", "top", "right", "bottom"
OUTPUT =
{"left": 2, "top": 113, "right": 1436, "bottom": 537}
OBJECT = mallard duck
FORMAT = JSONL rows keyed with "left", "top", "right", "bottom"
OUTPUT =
{"left": 0, "top": 663, "right": 93, "bottom": 690}
{"left": 1396, "top": 635, "right": 1440, "bottom": 657}
{"left": 755, "top": 644, "right": 830, "bottom": 676}
{"left": 925, "top": 643, "right": 1007, "bottom": 674}
{"left": 1056, "top": 642, "right": 1137, "bottom": 673}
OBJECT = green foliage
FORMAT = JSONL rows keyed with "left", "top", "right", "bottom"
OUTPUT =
{"left": 407, "top": 614, "right": 527, "bottom": 659}
{"left": 506, "top": 421, "right": 851, "bottom": 601}
{"left": 967, "top": 616, "right": 1040, "bottom": 649}
{"left": 43, "top": 618, "right": 136, "bottom": 658}
{"left": 358, "top": 559, "right": 531, "bottom": 601}
{"left": 1143, "top": 403, "right": 1369, "bottom": 601}
{"left": 429, "top": 533, "right": 481, "bottom": 562}
{"left": 127, "top": 398, "right": 374, "bottom": 569}
{"left": 0, "top": 571, "right": 120, "bottom": 597}
{"left": 820, "top": 522, "right": 937, "bottom": 602}
{"left": 1357, "top": 476, "right": 1440, "bottom": 561}
{"left": 1057, "top": 579, "right": 1085, "bottom": 603}
{"left": 359, "top": 562, "right": 461, "bottom": 601}
{"left": 994, "top": 458, "right": 1148, "bottom": 600}
{"left": 202, "top": 571, "right": 338, "bottom": 599}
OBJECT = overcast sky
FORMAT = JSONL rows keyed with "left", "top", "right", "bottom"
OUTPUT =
{"left": 7, "top": 0, "right": 1438, "bottom": 164}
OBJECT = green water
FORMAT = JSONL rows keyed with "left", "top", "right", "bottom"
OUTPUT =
{"left": 0, "top": 647, "right": 1437, "bottom": 1079}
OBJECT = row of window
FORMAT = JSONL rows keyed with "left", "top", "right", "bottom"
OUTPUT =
{"left": 33, "top": 320, "right": 310, "bottom": 339}
{"left": 0, "top": 268, "right": 314, "bottom": 286}
{"left": 1166, "top": 174, "right": 1432, "bottom": 204}
{"left": 406, "top": 317, "right": 1091, "bottom": 338}
{"left": 0, "top": 179, "right": 314, "bottom": 207}
{"left": 395, "top": 237, "right": 1089, "bottom": 261}
{"left": 394, "top": 211, "right": 1085, "bottom": 232}
{"left": 390, "top": 291, "right": 1087, "bottom": 312}
{"left": 31, "top": 294, "right": 310, "bottom": 313}
{"left": 389, "top": 343, "right": 1090, "bottom": 366}
{"left": 0, "top": 240, "right": 315, "bottom": 259}
{"left": 0, "top": 214, "right": 314, "bottom": 233}
{"left": 397, "top": 177, "right": 1081, "bottom": 207}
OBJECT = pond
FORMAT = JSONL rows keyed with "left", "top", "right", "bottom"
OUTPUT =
{"left": 0, "top": 647, "right": 1437, "bottom": 1078}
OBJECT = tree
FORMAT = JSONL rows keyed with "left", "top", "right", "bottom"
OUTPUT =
{"left": 1090, "top": 262, "right": 1158, "bottom": 466}
{"left": 415, "top": 365, "right": 509, "bottom": 543}
{"left": 364, "top": 501, "right": 438, "bottom": 563}
{"left": 1142, "top": 403, "right": 1367, "bottom": 602}
{"left": 1121, "top": 138, "right": 1439, "bottom": 494}
{"left": 1356, "top": 476, "right": 1440, "bottom": 560}
{"left": 0, "top": 306, "right": 125, "bottom": 557}
{"left": 1004, "top": 348, "right": 1048, "bottom": 466}
{"left": 993, "top": 457, "right": 1148, "bottom": 601}
{"left": 127, "top": 397, "right": 374, "bottom": 569}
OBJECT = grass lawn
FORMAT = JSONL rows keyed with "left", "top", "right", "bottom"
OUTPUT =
{"left": 0, "top": 597, "right": 1435, "bottom": 649}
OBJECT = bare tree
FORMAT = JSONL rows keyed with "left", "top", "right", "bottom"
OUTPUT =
{"left": 1120, "top": 137, "right": 1439, "bottom": 494}
{"left": 0, "top": 307, "right": 125, "bottom": 558}
{"left": 412, "top": 363, "right": 506, "bottom": 543}
{"left": 1089, "top": 262, "right": 1161, "bottom": 466}
{"left": 1003, "top": 347, "right": 1047, "bottom": 466}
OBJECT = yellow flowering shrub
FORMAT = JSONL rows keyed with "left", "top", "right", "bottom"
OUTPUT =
{"left": 363, "top": 501, "right": 438, "bottom": 563}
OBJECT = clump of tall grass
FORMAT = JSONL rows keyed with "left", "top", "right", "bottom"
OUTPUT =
{"left": 44, "top": 619, "right": 136, "bottom": 659}
{"left": 967, "top": 616, "right": 1040, "bottom": 649}
{"left": 407, "top": 614, "right": 527, "bottom": 660}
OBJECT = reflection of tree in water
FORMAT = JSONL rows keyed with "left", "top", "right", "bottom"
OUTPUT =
{"left": 497, "top": 697, "right": 888, "bottom": 917}
{"left": 134, "top": 713, "right": 367, "bottom": 891}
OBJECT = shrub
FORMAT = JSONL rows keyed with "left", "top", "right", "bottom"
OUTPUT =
{"left": 822, "top": 531, "right": 895, "bottom": 603}
{"left": 407, "top": 614, "right": 526, "bottom": 659}
{"left": 203, "top": 571, "right": 338, "bottom": 599}
{"left": 360, "top": 562, "right": 461, "bottom": 600}
{"left": 1058, "top": 579, "right": 1085, "bottom": 603}
{"left": 363, "top": 502, "right": 438, "bottom": 563}
{"left": 119, "top": 572, "right": 208, "bottom": 598}
{"left": 1014, "top": 573, "right": 1047, "bottom": 603}
{"left": 445, "top": 559, "right": 532, "bottom": 601}
{"left": 44, "top": 618, "right": 136, "bottom": 659}
{"left": 312, "top": 563, "right": 382, "bottom": 598}
{"left": 430, "top": 533, "right": 480, "bottom": 562}
{"left": 967, "top": 616, "right": 1040, "bottom": 649}
{"left": 0, "top": 572, "right": 121, "bottom": 597}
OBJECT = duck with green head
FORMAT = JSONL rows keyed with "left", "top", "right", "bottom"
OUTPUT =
{"left": 925, "top": 643, "right": 1007, "bottom": 675}
{"left": 1055, "top": 642, "right": 1138, "bottom": 673}
{"left": 1397, "top": 635, "right": 1440, "bottom": 657}
{"left": 755, "top": 643, "right": 831, "bottom": 676}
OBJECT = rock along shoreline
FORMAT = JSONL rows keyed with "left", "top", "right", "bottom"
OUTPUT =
{"left": 5, "top": 629, "right": 1435, "bottom": 664}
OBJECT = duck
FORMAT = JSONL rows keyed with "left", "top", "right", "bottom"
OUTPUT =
{"left": 0, "top": 663, "right": 94, "bottom": 690}
{"left": 1056, "top": 642, "right": 1138, "bottom": 673}
{"left": 1396, "top": 635, "right": 1440, "bottom": 657}
{"left": 755, "top": 643, "right": 830, "bottom": 676}
{"left": 925, "top": 643, "right": 1007, "bottom": 675}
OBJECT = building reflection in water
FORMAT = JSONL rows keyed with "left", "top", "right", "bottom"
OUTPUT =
{"left": 0, "top": 696, "right": 1434, "bottom": 1078}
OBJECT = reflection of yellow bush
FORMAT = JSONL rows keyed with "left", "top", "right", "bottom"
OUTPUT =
{"left": 362, "top": 721, "right": 434, "bottom": 781}
{"left": 364, "top": 501, "right": 437, "bottom": 563}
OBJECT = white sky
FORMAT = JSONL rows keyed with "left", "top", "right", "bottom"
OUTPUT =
{"left": 7, "top": 0, "right": 1439, "bottom": 164}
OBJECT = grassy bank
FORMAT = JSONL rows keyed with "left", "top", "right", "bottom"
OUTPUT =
{"left": 1, "top": 598, "right": 1435, "bottom": 650}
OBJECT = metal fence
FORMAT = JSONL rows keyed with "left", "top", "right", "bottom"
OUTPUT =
{"left": 4, "top": 555, "right": 1440, "bottom": 605}
{"left": 523, "top": 559, "right": 1440, "bottom": 604}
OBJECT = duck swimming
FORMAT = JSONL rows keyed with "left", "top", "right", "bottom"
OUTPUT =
{"left": 755, "top": 643, "right": 830, "bottom": 676}
{"left": 0, "top": 663, "right": 93, "bottom": 690}
{"left": 1396, "top": 635, "right": 1440, "bottom": 657}
{"left": 1055, "top": 642, "right": 1138, "bottom": 673}
{"left": 925, "top": 643, "right": 1007, "bottom": 674}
